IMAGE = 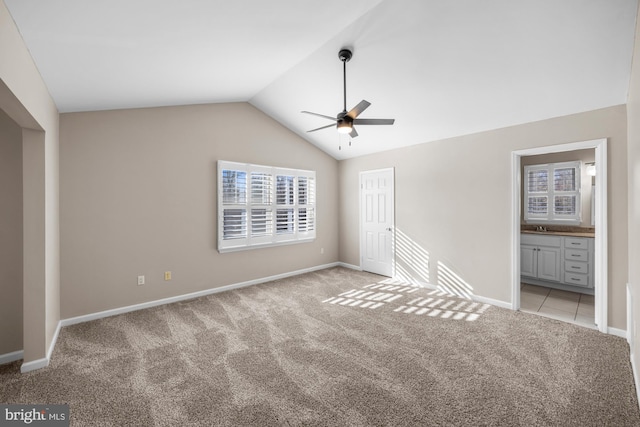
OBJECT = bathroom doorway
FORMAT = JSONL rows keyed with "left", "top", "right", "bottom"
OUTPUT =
{"left": 511, "top": 139, "right": 608, "bottom": 333}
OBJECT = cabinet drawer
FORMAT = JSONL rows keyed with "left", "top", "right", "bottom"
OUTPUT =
{"left": 565, "top": 237, "right": 588, "bottom": 250}
{"left": 521, "top": 234, "right": 562, "bottom": 247}
{"left": 565, "top": 272, "right": 589, "bottom": 287}
{"left": 565, "top": 260, "right": 588, "bottom": 274}
{"left": 565, "top": 249, "right": 588, "bottom": 262}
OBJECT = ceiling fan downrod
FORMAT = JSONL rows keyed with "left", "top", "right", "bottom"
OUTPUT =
{"left": 339, "top": 49, "right": 352, "bottom": 113}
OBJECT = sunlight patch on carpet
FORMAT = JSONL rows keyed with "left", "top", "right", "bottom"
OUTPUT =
{"left": 393, "top": 295, "right": 491, "bottom": 321}
{"left": 322, "top": 278, "right": 490, "bottom": 321}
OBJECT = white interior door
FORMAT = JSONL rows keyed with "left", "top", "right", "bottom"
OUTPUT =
{"left": 360, "top": 168, "right": 394, "bottom": 277}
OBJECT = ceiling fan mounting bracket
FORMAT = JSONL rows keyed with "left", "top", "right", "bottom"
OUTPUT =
{"left": 338, "top": 49, "right": 352, "bottom": 63}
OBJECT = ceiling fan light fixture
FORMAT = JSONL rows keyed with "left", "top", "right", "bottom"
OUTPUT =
{"left": 337, "top": 120, "right": 352, "bottom": 134}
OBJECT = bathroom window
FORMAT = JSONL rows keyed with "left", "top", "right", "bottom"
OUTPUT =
{"left": 524, "top": 161, "right": 581, "bottom": 224}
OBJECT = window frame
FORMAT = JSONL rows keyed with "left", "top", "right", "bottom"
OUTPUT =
{"left": 523, "top": 161, "right": 581, "bottom": 224}
{"left": 218, "top": 160, "right": 316, "bottom": 253}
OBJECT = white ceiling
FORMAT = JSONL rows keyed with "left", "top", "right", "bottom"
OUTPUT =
{"left": 5, "top": 0, "right": 638, "bottom": 160}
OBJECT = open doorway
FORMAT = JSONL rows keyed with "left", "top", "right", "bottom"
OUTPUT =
{"left": 0, "top": 77, "right": 51, "bottom": 371}
{"left": 0, "top": 108, "right": 23, "bottom": 362}
{"left": 520, "top": 149, "right": 595, "bottom": 327}
{"left": 511, "top": 139, "right": 608, "bottom": 333}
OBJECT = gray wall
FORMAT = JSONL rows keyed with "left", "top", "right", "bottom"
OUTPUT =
{"left": 627, "top": 1, "right": 640, "bottom": 383}
{"left": 60, "top": 102, "right": 339, "bottom": 319}
{"left": 0, "top": 108, "right": 22, "bottom": 354}
{"left": 339, "top": 105, "right": 628, "bottom": 330}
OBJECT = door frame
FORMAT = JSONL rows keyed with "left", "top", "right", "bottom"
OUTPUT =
{"left": 0, "top": 79, "right": 51, "bottom": 370}
{"left": 359, "top": 167, "right": 395, "bottom": 276}
{"left": 511, "top": 138, "right": 608, "bottom": 333}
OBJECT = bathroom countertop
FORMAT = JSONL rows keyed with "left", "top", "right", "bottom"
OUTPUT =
{"left": 521, "top": 229, "right": 595, "bottom": 238}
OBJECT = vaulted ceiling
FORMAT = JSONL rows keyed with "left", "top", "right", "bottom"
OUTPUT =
{"left": 5, "top": 0, "right": 638, "bottom": 159}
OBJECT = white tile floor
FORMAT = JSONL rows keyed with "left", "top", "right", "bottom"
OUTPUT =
{"left": 520, "top": 283, "right": 595, "bottom": 328}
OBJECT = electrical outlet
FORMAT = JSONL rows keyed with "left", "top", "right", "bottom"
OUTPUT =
{"left": 137, "top": 275, "right": 145, "bottom": 286}
{"left": 320, "top": 248, "right": 324, "bottom": 254}
{"left": 164, "top": 271, "right": 172, "bottom": 281}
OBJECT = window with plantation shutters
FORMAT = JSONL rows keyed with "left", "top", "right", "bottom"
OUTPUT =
{"left": 524, "top": 161, "right": 581, "bottom": 224}
{"left": 218, "top": 161, "right": 316, "bottom": 252}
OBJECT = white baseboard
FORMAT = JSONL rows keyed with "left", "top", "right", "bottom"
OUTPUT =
{"left": 21, "top": 357, "right": 49, "bottom": 373}
{"left": 608, "top": 327, "right": 628, "bottom": 339}
{"left": 338, "top": 262, "right": 361, "bottom": 271}
{"left": 62, "top": 262, "right": 341, "bottom": 327}
{"left": 0, "top": 350, "right": 23, "bottom": 365}
{"left": 19, "top": 320, "right": 62, "bottom": 373}
{"left": 472, "top": 295, "right": 512, "bottom": 310}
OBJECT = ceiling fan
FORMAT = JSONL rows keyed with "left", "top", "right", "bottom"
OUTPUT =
{"left": 302, "top": 48, "right": 394, "bottom": 144}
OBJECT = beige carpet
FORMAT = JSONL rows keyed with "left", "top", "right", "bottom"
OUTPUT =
{"left": 1, "top": 267, "right": 639, "bottom": 426}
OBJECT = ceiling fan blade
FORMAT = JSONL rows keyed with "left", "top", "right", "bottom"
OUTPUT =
{"left": 353, "top": 118, "right": 395, "bottom": 125}
{"left": 346, "top": 100, "right": 371, "bottom": 119}
{"left": 307, "top": 123, "right": 336, "bottom": 133}
{"left": 349, "top": 127, "right": 359, "bottom": 138}
{"left": 301, "top": 111, "right": 337, "bottom": 121}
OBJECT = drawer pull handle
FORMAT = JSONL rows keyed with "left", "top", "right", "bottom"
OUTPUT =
{"left": 571, "top": 254, "right": 581, "bottom": 257}
{"left": 571, "top": 278, "right": 580, "bottom": 281}
{"left": 572, "top": 242, "right": 580, "bottom": 245}
{"left": 571, "top": 266, "right": 580, "bottom": 269}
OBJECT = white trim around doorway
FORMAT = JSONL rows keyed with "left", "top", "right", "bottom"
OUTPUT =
{"left": 511, "top": 138, "right": 608, "bottom": 334}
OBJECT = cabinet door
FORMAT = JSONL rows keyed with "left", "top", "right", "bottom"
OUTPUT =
{"left": 537, "top": 246, "right": 561, "bottom": 282}
{"left": 520, "top": 245, "right": 538, "bottom": 278}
